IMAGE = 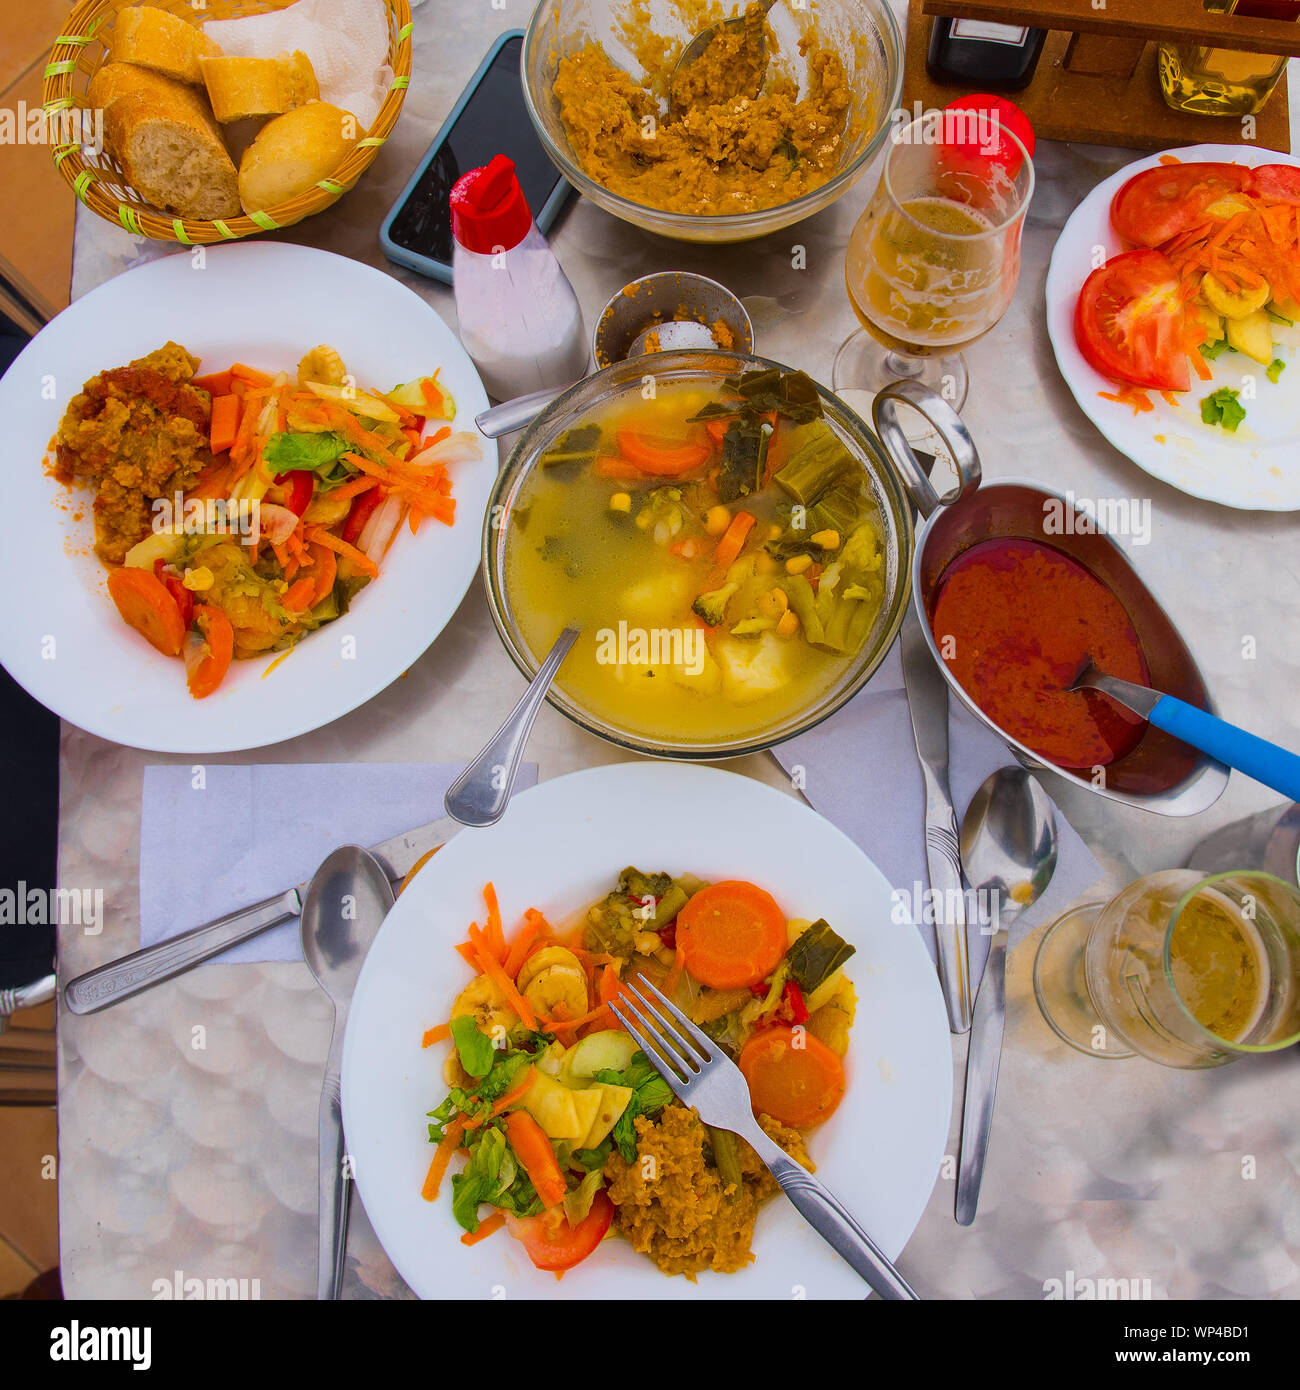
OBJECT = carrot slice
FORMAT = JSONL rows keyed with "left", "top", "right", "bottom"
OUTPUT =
{"left": 421, "top": 1116, "right": 465, "bottom": 1201}
{"left": 283, "top": 577, "right": 316, "bottom": 612}
{"left": 184, "top": 605, "right": 234, "bottom": 699}
{"left": 738, "top": 1024, "right": 846, "bottom": 1129}
{"left": 712, "top": 509, "right": 756, "bottom": 572}
{"left": 675, "top": 880, "right": 788, "bottom": 990}
{"left": 209, "top": 393, "right": 240, "bottom": 454}
{"left": 192, "top": 369, "right": 233, "bottom": 396}
{"left": 615, "top": 426, "right": 711, "bottom": 476}
{"left": 503, "top": 1110, "right": 567, "bottom": 1208}
{"left": 229, "top": 362, "right": 274, "bottom": 387}
{"left": 107, "top": 568, "right": 186, "bottom": 657}
{"left": 461, "top": 1212, "right": 506, "bottom": 1246}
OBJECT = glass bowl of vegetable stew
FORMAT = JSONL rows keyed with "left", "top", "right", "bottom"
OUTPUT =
{"left": 483, "top": 349, "right": 915, "bottom": 759}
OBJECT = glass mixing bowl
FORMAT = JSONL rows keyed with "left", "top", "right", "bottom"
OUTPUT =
{"left": 521, "top": 0, "right": 904, "bottom": 244}
{"left": 483, "top": 349, "right": 915, "bottom": 759}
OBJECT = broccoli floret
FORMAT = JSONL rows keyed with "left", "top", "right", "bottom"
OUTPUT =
{"left": 692, "top": 580, "right": 740, "bottom": 627}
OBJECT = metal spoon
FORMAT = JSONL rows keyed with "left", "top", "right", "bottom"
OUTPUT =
{"left": 670, "top": 0, "right": 778, "bottom": 116}
{"left": 300, "top": 845, "right": 395, "bottom": 1298}
{"left": 444, "top": 626, "right": 580, "bottom": 826}
{"left": 1072, "top": 660, "right": 1300, "bottom": 801}
{"left": 954, "top": 767, "right": 1058, "bottom": 1226}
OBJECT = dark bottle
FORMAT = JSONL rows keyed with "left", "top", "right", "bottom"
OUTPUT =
{"left": 926, "top": 17, "right": 1048, "bottom": 91}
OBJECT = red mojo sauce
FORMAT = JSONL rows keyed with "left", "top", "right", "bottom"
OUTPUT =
{"left": 929, "top": 537, "right": 1150, "bottom": 769}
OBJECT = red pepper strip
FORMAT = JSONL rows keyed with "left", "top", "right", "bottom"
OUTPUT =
{"left": 342, "top": 486, "right": 384, "bottom": 544}
{"left": 275, "top": 469, "right": 315, "bottom": 518}
{"left": 154, "top": 559, "right": 194, "bottom": 629}
{"left": 658, "top": 922, "right": 677, "bottom": 949}
{"left": 784, "top": 980, "right": 809, "bottom": 1023}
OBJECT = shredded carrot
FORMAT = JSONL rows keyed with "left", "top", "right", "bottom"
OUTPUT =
{"left": 421, "top": 1116, "right": 465, "bottom": 1201}
{"left": 422, "top": 1023, "right": 452, "bottom": 1048}
{"left": 503, "top": 914, "right": 544, "bottom": 979}
{"left": 462, "top": 1068, "right": 535, "bottom": 1131}
{"left": 302, "top": 525, "right": 380, "bottom": 578}
{"left": 460, "top": 1212, "right": 506, "bottom": 1246}
{"left": 480, "top": 884, "right": 507, "bottom": 961}
{"left": 468, "top": 925, "right": 536, "bottom": 1029}
{"left": 454, "top": 941, "right": 478, "bottom": 968}
{"left": 331, "top": 475, "right": 380, "bottom": 503}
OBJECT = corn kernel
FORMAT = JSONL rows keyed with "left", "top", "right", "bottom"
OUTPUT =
{"left": 811, "top": 529, "right": 841, "bottom": 550}
{"left": 776, "top": 609, "right": 800, "bottom": 638}
{"left": 705, "top": 504, "right": 731, "bottom": 535}
{"left": 183, "top": 566, "right": 214, "bottom": 592}
{"left": 785, "top": 554, "right": 813, "bottom": 575}
{"left": 767, "top": 523, "right": 783, "bottom": 541}
{"left": 609, "top": 492, "right": 632, "bottom": 513}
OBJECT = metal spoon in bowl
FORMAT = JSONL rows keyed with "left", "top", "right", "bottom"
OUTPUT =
{"left": 444, "top": 626, "right": 581, "bottom": 827}
{"left": 301, "top": 845, "right": 395, "bottom": 1298}
{"left": 954, "top": 767, "right": 1058, "bottom": 1226}
{"left": 669, "top": 0, "right": 779, "bottom": 116}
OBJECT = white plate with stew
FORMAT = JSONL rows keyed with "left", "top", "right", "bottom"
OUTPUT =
{"left": 342, "top": 761, "right": 952, "bottom": 1300}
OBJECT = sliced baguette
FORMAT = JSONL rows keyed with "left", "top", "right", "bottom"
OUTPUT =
{"left": 111, "top": 6, "right": 221, "bottom": 87}
{"left": 104, "top": 89, "right": 241, "bottom": 220}
{"left": 199, "top": 50, "right": 319, "bottom": 123}
{"left": 89, "top": 61, "right": 215, "bottom": 125}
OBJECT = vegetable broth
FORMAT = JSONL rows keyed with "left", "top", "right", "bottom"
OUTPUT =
{"left": 504, "top": 375, "right": 889, "bottom": 745}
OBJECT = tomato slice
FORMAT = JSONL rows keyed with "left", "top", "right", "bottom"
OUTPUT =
{"left": 1075, "top": 249, "right": 1191, "bottom": 392}
{"left": 505, "top": 1191, "right": 613, "bottom": 1273}
{"left": 1249, "top": 163, "right": 1300, "bottom": 206}
{"left": 1110, "top": 161, "right": 1252, "bottom": 247}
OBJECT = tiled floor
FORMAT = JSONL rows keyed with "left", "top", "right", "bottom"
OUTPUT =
{"left": 0, "top": 0, "right": 76, "bottom": 320}
{"left": 0, "top": 0, "right": 74, "bottom": 1299}
{"left": 0, "top": 1005, "right": 59, "bottom": 1297}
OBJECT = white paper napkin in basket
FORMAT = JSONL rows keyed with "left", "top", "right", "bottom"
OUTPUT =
{"left": 771, "top": 644, "right": 1104, "bottom": 986}
{"left": 139, "top": 763, "right": 537, "bottom": 964}
{"left": 203, "top": 0, "right": 393, "bottom": 130}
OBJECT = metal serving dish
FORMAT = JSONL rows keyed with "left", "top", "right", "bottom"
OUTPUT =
{"left": 483, "top": 348, "right": 914, "bottom": 759}
{"left": 872, "top": 381, "right": 1229, "bottom": 817}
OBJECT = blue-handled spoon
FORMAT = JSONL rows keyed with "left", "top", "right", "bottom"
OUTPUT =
{"left": 1072, "top": 661, "right": 1300, "bottom": 801}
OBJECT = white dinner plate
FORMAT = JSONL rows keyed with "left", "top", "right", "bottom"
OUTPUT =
{"left": 342, "top": 761, "right": 952, "bottom": 1300}
{"left": 0, "top": 242, "right": 491, "bottom": 751}
{"left": 1045, "top": 144, "right": 1300, "bottom": 511}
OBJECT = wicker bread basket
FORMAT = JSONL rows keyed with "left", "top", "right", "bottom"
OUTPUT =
{"left": 41, "top": 0, "right": 412, "bottom": 244}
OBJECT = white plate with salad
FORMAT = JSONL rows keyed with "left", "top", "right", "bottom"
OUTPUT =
{"left": 1045, "top": 143, "right": 1300, "bottom": 511}
{"left": 341, "top": 761, "right": 953, "bottom": 1300}
{"left": 0, "top": 241, "right": 491, "bottom": 751}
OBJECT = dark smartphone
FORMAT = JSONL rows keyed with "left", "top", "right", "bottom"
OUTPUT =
{"left": 379, "top": 31, "right": 573, "bottom": 285}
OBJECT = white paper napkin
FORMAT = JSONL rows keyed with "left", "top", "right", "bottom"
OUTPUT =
{"left": 771, "top": 643, "right": 1104, "bottom": 984}
{"left": 204, "top": 0, "right": 393, "bottom": 130}
{"left": 139, "top": 763, "right": 537, "bottom": 964}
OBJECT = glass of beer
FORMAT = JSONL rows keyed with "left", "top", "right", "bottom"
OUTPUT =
{"left": 834, "top": 109, "right": 1035, "bottom": 410}
{"left": 1033, "top": 870, "right": 1300, "bottom": 1069}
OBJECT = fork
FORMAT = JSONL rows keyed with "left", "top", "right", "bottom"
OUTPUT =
{"left": 609, "top": 977, "right": 919, "bottom": 1300}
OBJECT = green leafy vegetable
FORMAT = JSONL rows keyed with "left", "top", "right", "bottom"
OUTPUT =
{"left": 1198, "top": 339, "right": 1229, "bottom": 361}
{"left": 1200, "top": 387, "right": 1246, "bottom": 433}
{"left": 785, "top": 918, "right": 855, "bottom": 994}
{"left": 1267, "top": 357, "right": 1287, "bottom": 383}
{"left": 262, "top": 431, "right": 351, "bottom": 475}
{"left": 450, "top": 1016, "right": 496, "bottom": 1078}
{"left": 594, "top": 1050, "right": 674, "bottom": 1163}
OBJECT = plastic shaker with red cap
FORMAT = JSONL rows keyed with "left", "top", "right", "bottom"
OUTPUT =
{"left": 450, "top": 154, "right": 587, "bottom": 401}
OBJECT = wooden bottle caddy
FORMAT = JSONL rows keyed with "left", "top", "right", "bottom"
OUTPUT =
{"left": 904, "top": 0, "right": 1298, "bottom": 151}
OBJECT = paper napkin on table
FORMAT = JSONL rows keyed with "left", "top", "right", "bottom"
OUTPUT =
{"left": 139, "top": 763, "right": 537, "bottom": 965}
{"left": 771, "top": 644, "right": 1104, "bottom": 984}
{"left": 203, "top": 0, "right": 393, "bottom": 130}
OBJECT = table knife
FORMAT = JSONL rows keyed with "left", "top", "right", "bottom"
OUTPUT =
{"left": 900, "top": 603, "right": 972, "bottom": 1033}
{"left": 62, "top": 813, "right": 462, "bottom": 1015}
